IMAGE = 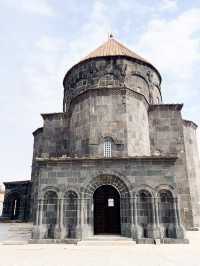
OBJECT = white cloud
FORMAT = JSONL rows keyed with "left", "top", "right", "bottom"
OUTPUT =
{"left": 22, "top": 36, "right": 66, "bottom": 113}
{"left": 135, "top": 8, "right": 200, "bottom": 148}
{"left": 67, "top": 0, "right": 112, "bottom": 63}
{"left": 135, "top": 8, "right": 200, "bottom": 79}
{"left": 4, "top": 0, "right": 56, "bottom": 16}
{"left": 160, "top": 0, "right": 177, "bottom": 11}
{"left": 22, "top": 0, "right": 113, "bottom": 115}
{"left": 36, "top": 36, "right": 66, "bottom": 52}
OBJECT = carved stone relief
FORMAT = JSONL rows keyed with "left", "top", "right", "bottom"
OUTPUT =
{"left": 63, "top": 59, "right": 161, "bottom": 111}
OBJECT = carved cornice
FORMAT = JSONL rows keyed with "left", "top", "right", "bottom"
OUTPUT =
{"left": 41, "top": 112, "right": 69, "bottom": 120}
{"left": 33, "top": 127, "right": 43, "bottom": 136}
{"left": 36, "top": 156, "right": 177, "bottom": 165}
{"left": 183, "top": 119, "right": 198, "bottom": 129}
{"left": 149, "top": 104, "right": 183, "bottom": 112}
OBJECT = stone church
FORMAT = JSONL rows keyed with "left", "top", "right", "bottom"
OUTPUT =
{"left": 2, "top": 37, "right": 200, "bottom": 244}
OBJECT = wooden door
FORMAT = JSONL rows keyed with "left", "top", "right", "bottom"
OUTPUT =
{"left": 93, "top": 185, "right": 121, "bottom": 234}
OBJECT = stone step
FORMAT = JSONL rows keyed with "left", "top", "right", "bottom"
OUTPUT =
{"left": 3, "top": 240, "right": 28, "bottom": 245}
{"left": 8, "top": 228, "right": 32, "bottom": 232}
{"left": 6, "top": 223, "right": 33, "bottom": 242}
{"left": 78, "top": 235, "right": 136, "bottom": 246}
{"left": 78, "top": 240, "right": 136, "bottom": 246}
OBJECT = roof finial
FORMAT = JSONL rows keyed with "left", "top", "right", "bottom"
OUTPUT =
{"left": 108, "top": 33, "right": 114, "bottom": 39}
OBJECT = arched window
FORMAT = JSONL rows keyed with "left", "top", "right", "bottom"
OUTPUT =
{"left": 137, "top": 190, "right": 153, "bottom": 238}
{"left": 158, "top": 190, "right": 175, "bottom": 238}
{"left": 43, "top": 191, "right": 58, "bottom": 239}
{"left": 104, "top": 137, "right": 112, "bottom": 158}
{"left": 64, "top": 191, "right": 78, "bottom": 238}
{"left": 158, "top": 190, "right": 174, "bottom": 224}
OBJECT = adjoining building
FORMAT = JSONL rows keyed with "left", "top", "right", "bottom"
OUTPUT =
{"left": 2, "top": 37, "right": 200, "bottom": 243}
{"left": 0, "top": 184, "right": 5, "bottom": 216}
{"left": 2, "top": 181, "right": 31, "bottom": 221}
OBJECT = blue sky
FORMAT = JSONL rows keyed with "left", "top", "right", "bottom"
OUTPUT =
{"left": 0, "top": 0, "right": 200, "bottom": 182}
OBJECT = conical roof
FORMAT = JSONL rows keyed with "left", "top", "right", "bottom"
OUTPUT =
{"left": 80, "top": 37, "right": 149, "bottom": 64}
{"left": 64, "top": 37, "right": 161, "bottom": 83}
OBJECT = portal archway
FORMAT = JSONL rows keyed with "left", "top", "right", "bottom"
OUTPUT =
{"left": 82, "top": 175, "right": 131, "bottom": 237}
{"left": 4, "top": 192, "right": 21, "bottom": 220}
{"left": 93, "top": 185, "right": 120, "bottom": 234}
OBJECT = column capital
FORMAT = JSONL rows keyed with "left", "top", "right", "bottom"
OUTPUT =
{"left": 38, "top": 198, "right": 44, "bottom": 202}
{"left": 133, "top": 195, "right": 138, "bottom": 200}
{"left": 153, "top": 196, "right": 160, "bottom": 200}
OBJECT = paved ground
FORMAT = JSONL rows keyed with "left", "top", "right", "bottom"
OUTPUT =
{"left": 0, "top": 231, "right": 200, "bottom": 266}
{"left": 0, "top": 223, "right": 9, "bottom": 241}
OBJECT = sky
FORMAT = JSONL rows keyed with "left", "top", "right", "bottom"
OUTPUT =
{"left": 0, "top": 0, "right": 200, "bottom": 183}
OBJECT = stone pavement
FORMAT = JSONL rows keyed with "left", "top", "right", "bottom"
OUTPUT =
{"left": 0, "top": 231, "right": 199, "bottom": 266}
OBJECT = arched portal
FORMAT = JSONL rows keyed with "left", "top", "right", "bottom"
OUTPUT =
{"left": 93, "top": 185, "right": 121, "bottom": 234}
{"left": 83, "top": 175, "right": 131, "bottom": 237}
{"left": 4, "top": 192, "right": 21, "bottom": 220}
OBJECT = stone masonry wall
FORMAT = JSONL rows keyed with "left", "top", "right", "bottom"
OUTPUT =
{"left": 41, "top": 113, "right": 69, "bottom": 157}
{"left": 68, "top": 88, "right": 150, "bottom": 157}
{"left": 183, "top": 120, "right": 200, "bottom": 227}
{"left": 37, "top": 157, "right": 176, "bottom": 204}
{"left": 126, "top": 90, "right": 150, "bottom": 156}
{"left": 31, "top": 128, "right": 44, "bottom": 220}
{"left": 149, "top": 105, "right": 193, "bottom": 228}
{"left": 63, "top": 57, "right": 162, "bottom": 112}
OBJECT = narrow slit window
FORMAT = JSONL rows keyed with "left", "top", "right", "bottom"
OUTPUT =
{"left": 104, "top": 139, "right": 112, "bottom": 157}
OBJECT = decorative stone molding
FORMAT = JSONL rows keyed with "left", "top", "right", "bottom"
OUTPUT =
{"left": 63, "top": 58, "right": 161, "bottom": 112}
{"left": 82, "top": 174, "right": 130, "bottom": 198}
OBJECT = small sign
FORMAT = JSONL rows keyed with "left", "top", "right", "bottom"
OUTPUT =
{"left": 108, "top": 198, "right": 114, "bottom": 207}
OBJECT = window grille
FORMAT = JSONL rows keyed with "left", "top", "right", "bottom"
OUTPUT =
{"left": 104, "top": 139, "right": 112, "bottom": 157}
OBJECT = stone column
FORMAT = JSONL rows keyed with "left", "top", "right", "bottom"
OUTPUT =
{"left": 88, "top": 198, "right": 94, "bottom": 236}
{"left": 60, "top": 199, "right": 64, "bottom": 228}
{"left": 172, "top": 197, "right": 185, "bottom": 239}
{"left": 32, "top": 198, "right": 43, "bottom": 239}
{"left": 59, "top": 198, "right": 65, "bottom": 239}
{"left": 39, "top": 199, "right": 43, "bottom": 226}
{"left": 80, "top": 196, "right": 84, "bottom": 239}
{"left": 56, "top": 198, "right": 60, "bottom": 225}
{"left": 80, "top": 195, "right": 90, "bottom": 239}
{"left": 76, "top": 197, "right": 81, "bottom": 239}
{"left": 152, "top": 197, "right": 160, "bottom": 239}
{"left": 173, "top": 198, "right": 178, "bottom": 225}
{"left": 175, "top": 197, "right": 181, "bottom": 226}
{"left": 55, "top": 198, "right": 61, "bottom": 239}
{"left": 35, "top": 199, "right": 40, "bottom": 226}
{"left": 130, "top": 196, "right": 134, "bottom": 228}
{"left": 134, "top": 196, "right": 138, "bottom": 226}
{"left": 151, "top": 197, "right": 156, "bottom": 225}
{"left": 38, "top": 199, "right": 46, "bottom": 239}
{"left": 81, "top": 197, "right": 93, "bottom": 238}
{"left": 154, "top": 197, "right": 160, "bottom": 227}
{"left": 132, "top": 195, "right": 140, "bottom": 240}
